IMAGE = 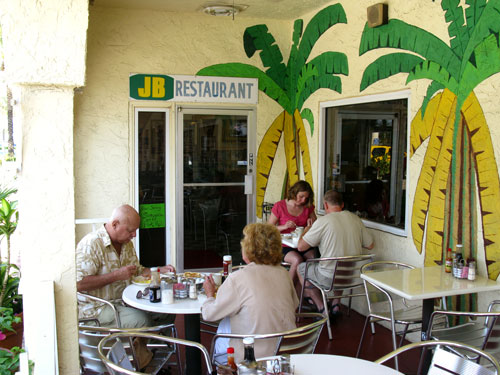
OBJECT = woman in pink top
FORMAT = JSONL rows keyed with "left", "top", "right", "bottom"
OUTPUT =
{"left": 268, "top": 180, "right": 317, "bottom": 290}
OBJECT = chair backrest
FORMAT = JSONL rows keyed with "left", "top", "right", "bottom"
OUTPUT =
{"left": 375, "top": 340, "right": 500, "bottom": 375}
{"left": 79, "top": 324, "right": 133, "bottom": 374}
{"left": 276, "top": 313, "right": 327, "bottom": 356}
{"left": 331, "top": 254, "right": 375, "bottom": 291}
{"left": 99, "top": 332, "right": 214, "bottom": 375}
{"left": 427, "top": 300, "right": 500, "bottom": 355}
{"left": 78, "top": 292, "right": 121, "bottom": 327}
{"left": 78, "top": 292, "right": 123, "bottom": 373}
{"left": 209, "top": 312, "right": 327, "bottom": 363}
{"left": 360, "top": 261, "right": 415, "bottom": 314}
{"left": 79, "top": 318, "right": 176, "bottom": 374}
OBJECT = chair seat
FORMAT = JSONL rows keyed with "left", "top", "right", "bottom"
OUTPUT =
{"left": 431, "top": 323, "right": 490, "bottom": 349}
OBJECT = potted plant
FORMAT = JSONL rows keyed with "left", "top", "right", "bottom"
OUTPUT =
{"left": 0, "top": 187, "right": 23, "bottom": 374}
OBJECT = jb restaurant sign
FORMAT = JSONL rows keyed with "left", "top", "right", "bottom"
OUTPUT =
{"left": 130, "top": 74, "right": 258, "bottom": 104}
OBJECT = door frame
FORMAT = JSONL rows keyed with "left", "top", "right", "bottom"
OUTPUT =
{"left": 175, "top": 105, "right": 256, "bottom": 271}
{"left": 133, "top": 107, "right": 171, "bottom": 264}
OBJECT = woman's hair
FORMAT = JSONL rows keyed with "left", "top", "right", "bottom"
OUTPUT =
{"left": 286, "top": 180, "right": 314, "bottom": 207}
{"left": 240, "top": 223, "right": 282, "bottom": 265}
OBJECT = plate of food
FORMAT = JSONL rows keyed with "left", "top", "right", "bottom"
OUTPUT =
{"left": 132, "top": 275, "right": 151, "bottom": 285}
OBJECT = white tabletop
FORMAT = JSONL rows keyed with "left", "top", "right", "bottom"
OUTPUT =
{"left": 259, "top": 354, "right": 402, "bottom": 374}
{"left": 122, "top": 284, "right": 206, "bottom": 314}
{"left": 281, "top": 234, "right": 298, "bottom": 248}
{"left": 361, "top": 266, "right": 500, "bottom": 300}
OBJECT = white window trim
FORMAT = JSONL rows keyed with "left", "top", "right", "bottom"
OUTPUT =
{"left": 318, "top": 90, "right": 411, "bottom": 237}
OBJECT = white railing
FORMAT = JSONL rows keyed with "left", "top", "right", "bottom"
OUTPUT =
{"left": 75, "top": 218, "right": 107, "bottom": 231}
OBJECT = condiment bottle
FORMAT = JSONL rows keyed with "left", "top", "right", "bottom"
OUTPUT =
{"left": 237, "top": 337, "right": 258, "bottom": 374}
{"left": 445, "top": 248, "right": 452, "bottom": 273}
{"left": 150, "top": 267, "right": 160, "bottom": 286}
{"left": 468, "top": 259, "right": 476, "bottom": 281}
{"left": 149, "top": 267, "right": 161, "bottom": 303}
{"left": 223, "top": 255, "right": 233, "bottom": 276}
{"left": 227, "top": 347, "right": 237, "bottom": 372}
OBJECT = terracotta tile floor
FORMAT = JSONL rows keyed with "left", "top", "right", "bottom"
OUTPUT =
{"left": 168, "top": 304, "right": 420, "bottom": 374}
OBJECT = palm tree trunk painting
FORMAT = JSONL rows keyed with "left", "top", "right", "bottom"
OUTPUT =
{"left": 198, "top": 4, "right": 349, "bottom": 217}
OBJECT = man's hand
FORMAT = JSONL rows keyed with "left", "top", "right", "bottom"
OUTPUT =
{"left": 114, "top": 265, "right": 137, "bottom": 281}
{"left": 160, "top": 265, "right": 176, "bottom": 273}
{"left": 203, "top": 274, "right": 216, "bottom": 298}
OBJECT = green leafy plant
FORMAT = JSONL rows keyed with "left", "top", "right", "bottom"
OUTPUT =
{"left": 0, "top": 188, "right": 23, "bottom": 373}
{"left": 0, "top": 346, "right": 23, "bottom": 374}
{"left": 0, "top": 308, "right": 20, "bottom": 340}
{"left": 371, "top": 153, "right": 390, "bottom": 177}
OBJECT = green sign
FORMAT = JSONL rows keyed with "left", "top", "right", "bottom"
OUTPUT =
{"left": 139, "top": 203, "right": 166, "bottom": 229}
{"left": 130, "top": 74, "right": 174, "bottom": 101}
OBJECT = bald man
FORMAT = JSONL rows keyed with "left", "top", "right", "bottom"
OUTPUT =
{"left": 76, "top": 204, "right": 175, "bottom": 328}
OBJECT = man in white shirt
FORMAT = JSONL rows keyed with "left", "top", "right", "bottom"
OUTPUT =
{"left": 297, "top": 190, "right": 374, "bottom": 315}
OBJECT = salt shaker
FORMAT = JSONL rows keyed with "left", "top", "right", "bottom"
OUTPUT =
{"left": 189, "top": 279, "right": 198, "bottom": 300}
{"left": 161, "top": 280, "right": 174, "bottom": 304}
{"left": 468, "top": 260, "right": 476, "bottom": 281}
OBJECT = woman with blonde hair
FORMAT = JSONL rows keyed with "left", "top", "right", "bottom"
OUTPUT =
{"left": 202, "top": 223, "right": 298, "bottom": 363}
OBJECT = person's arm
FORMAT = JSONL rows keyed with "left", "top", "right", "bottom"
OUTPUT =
{"left": 306, "top": 209, "right": 317, "bottom": 227}
{"left": 201, "top": 276, "right": 240, "bottom": 322}
{"left": 269, "top": 212, "right": 296, "bottom": 232}
{"left": 77, "top": 265, "right": 137, "bottom": 292}
{"left": 297, "top": 225, "right": 312, "bottom": 252}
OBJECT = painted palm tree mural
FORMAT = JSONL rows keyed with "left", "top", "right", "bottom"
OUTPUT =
{"left": 359, "top": 0, "right": 500, "bottom": 280}
{"left": 198, "top": 4, "right": 348, "bottom": 217}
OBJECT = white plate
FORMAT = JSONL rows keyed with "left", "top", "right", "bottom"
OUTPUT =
{"left": 282, "top": 233, "right": 292, "bottom": 239}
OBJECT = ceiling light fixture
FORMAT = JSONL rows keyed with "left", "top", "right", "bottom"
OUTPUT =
{"left": 202, "top": 4, "right": 248, "bottom": 17}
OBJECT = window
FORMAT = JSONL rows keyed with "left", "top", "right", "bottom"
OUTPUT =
{"left": 319, "top": 92, "right": 408, "bottom": 234}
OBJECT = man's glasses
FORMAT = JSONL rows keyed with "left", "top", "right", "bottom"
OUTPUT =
{"left": 136, "top": 287, "right": 150, "bottom": 299}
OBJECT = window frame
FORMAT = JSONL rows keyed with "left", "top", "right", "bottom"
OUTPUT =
{"left": 317, "top": 90, "right": 411, "bottom": 236}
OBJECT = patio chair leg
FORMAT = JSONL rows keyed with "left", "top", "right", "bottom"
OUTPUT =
{"left": 347, "top": 289, "right": 353, "bottom": 316}
{"left": 398, "top": 324, "right": 409, "bottom": 348}
{"left": 322, "top": 292, "right": 332, "bottom": 340}
{"left": 356, "top": 315, "right": 371, "bottom": 358}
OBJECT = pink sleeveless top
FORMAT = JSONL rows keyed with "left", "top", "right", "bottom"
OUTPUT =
{"left": 271, "top": 199, "right": 315, "bottom": 234}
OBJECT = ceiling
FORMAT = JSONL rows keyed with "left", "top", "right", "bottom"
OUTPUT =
{"left": 93, "top": 0, "right": 334, "bottom": 20}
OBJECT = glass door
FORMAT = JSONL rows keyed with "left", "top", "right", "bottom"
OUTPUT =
{"left": 177, "top": 107, "right": 255, "bottom": 271}
{"left": 135, "top": 108, "right": 170, "bottom": 267}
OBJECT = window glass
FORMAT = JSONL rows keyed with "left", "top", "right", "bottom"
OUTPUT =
{"left": 323, "top": 99, "right": 407, "bottom": 230}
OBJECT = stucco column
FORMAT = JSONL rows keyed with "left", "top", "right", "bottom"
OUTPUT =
{"left": 0, "top": 1, "right": 88, "bottom": 374}
{"left": 17, "top": 86, "right": 78, "bottom": 374}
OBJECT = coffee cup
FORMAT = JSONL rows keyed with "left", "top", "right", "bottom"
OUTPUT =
{"left": 212, "top": 273, "right": 222, "bottom": 286}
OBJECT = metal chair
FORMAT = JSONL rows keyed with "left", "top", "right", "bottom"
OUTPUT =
{"left": 356, "top": 261, "right": 423, "bottom": 368}
{"left": 209, "top": 312, "right": 326, "bottom": 367}
{"left": 98, "top": 332, "right": 215, "bottom": 375}
{"left": 78, "top": 292, "right": 181, "bottom": 375}
{"left": 298, "top": 254, "right": 375, "bottom": 340}
{"left": 426, "top": 300, "right": 500, "bottom": 361}
{"left": 375, "top": 340, "right": 500, "bottom": 375}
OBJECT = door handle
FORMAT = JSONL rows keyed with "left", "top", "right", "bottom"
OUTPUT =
{"left": 244, "top": 175, "right": 253, "bottom": 195}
